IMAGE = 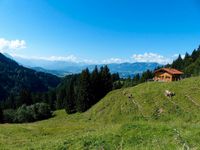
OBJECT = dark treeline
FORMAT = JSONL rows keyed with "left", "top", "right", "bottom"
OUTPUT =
{"left": 169, "top": 45, "right": 200, "bottom": 77}
{"left": 0, "top": 89, "right": 57, "bottom": 110}
{"left": 56, "top": 65, "right": 119, "bottom": 113}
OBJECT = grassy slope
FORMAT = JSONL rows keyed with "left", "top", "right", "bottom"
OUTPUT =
{"left": 1, "top": 77, "right": 200, "bottom": 149}
{"left": 86, "top": 76, "right": 200, "bottom": 122}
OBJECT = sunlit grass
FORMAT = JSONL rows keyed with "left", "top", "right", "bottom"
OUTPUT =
{"left": 1, "top": 77, "right": 200, "bottom": 149}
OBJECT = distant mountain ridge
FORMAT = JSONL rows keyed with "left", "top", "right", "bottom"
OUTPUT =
{"left": 31, "top": 67, "right": 72, "bottom": 77}
{"left": 0, "top": 53, "right": 60, "bottom": 101}
{"left": 11, "top": 55, "right": 160, "bottom": 78}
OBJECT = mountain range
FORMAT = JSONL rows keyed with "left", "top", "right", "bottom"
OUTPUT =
{"left": 10, "top": 54, "right": 160, "bottom": 78}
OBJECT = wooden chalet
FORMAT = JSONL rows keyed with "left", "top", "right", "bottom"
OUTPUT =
{"left": 154, "top": 68, "right": 183, "bottom": 82}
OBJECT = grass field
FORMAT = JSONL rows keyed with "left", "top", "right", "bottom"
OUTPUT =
{"left": 1, "top": 77, "right": 200, "bottom": 149}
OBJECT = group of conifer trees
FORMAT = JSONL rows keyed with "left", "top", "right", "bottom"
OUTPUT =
{"left": 56, "top": 66, "right": 119, "bottom": 113}
{"left": 169, "top": 46, "right": 200, "bottom": 76}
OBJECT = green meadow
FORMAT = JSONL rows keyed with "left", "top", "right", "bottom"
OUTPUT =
{"left": 1, "top": 77, "right": 200, "bottom": 149}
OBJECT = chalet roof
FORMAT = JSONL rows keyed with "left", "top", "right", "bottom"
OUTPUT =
{"left": 154, "top": 68, "right": 184, "bottom": 75}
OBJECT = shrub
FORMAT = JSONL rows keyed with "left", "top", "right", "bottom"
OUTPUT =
{"left": 15, "top": 104, "right": 34, "bottom": 123}
{"left": 34, "top": 103, "right": 52, "bottom": 120}
{"left": 2, "top": 103, "right": 52, "bottom": 123}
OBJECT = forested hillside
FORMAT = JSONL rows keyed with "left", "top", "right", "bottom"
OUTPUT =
{"left": 0, "top": 53, "right": 61, "bottom": 108}
{"left": 170, "top": 45, "right": 200, "bottom": 76}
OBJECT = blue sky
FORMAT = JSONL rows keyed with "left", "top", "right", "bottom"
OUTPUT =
{"left": 0, "top": 0, "right": 200, "bottom": 64}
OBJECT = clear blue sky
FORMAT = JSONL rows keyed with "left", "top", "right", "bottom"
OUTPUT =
{"left": 0, "top": 0, "right": 200, "bottom": 64}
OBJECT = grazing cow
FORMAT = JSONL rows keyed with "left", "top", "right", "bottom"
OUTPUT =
{"left": 165, "top": 90, "right": 175, "bottom": 98}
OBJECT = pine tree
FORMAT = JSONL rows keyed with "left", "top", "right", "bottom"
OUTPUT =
{"left": 133, "top": 73, "right": 140, "bottom": 84}
{"left": 100, "top": 65, "right": 113, "bottom": 96}
{"left": 56, "top": 88, "right": 66, "bottom": 109}
{"left": 172, "top": 54, "right": 184, "bottom": 70}
{"left": 48, "top": 90, "right": 56, "bottom": 110}
{"left": 191, "top": 47, "right": 200, "bottom": 62}
{"left": 90, "top": 66, "right": 100, "bottom": 105}
{"left": 184, "top": 52, "right": 193, "bottom": 67}
{"left": 191, "top": 49, "right": 198, "bottom": 61}
{"left": 140, "top": 70, "right": 154, "bottom": 82}
{"left": 197, "top": 45, "right": 200, "bottom": 54}
{"left": 65, "top": 79, "right": 76, "bottom": 114}
{"left": 76, "top": 68, "right": 91, "bottom": 112}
